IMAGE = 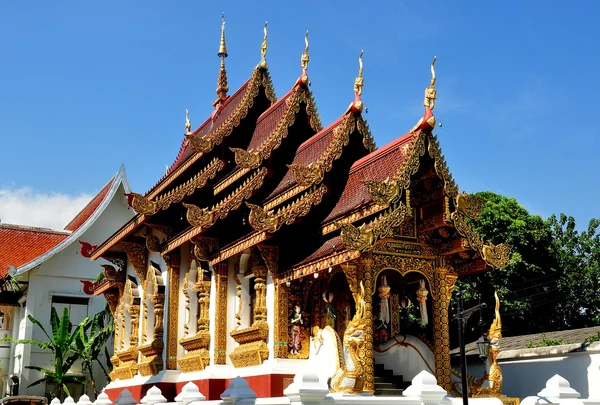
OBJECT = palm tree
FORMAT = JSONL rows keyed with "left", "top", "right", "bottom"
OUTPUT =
{"left": 3, "top": 307, "right": 88, "bottom": 399}
{"left": 74, "top": 305, "right": 113, "bottom": 398}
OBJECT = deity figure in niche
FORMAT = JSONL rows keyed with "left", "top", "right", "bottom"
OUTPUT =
{"left": 322, "top": 291, "right": 336, "bottom": 328}
{"left": 378, "top": 275, "right": 391, "bottom": 327}
{"left": 289, "top": 305, "right": 303, "bottom": 355}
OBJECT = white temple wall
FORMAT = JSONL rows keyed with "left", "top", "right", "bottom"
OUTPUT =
{"left": 208, "top": 264, "right": 217, "bottom": 366}
{"left": 266, "top": 271, "right": 275, "bottom": 360}
{"left": 227, "top": 257, "right": 238, "bottom": 358}
{"left": 10, "top": 183, "right": 133, "bottom": 397}
{"left": 177, "top": 243, "right": 192, "bottom": 364}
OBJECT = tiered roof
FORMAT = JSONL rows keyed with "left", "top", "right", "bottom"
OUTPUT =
{"left": 92, "top": 24, "right": 510, "bottom": 278}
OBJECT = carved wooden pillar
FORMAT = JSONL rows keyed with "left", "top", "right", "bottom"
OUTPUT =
{"left": 213, "top": 262, "right": 228, "bottom": 365}
{"left": 431, "top": 264, "right": 458, "bottom": 392}
{"left": 166, "top": 251, "right": 180, "bottom": 370}
{"left": 130, "top": 302, "right": 140, "bottom": 347}
{"left": 197, "top": 275, "right": 211, "bottom": 333}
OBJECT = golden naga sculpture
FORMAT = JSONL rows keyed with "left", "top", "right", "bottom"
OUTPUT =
{"left": 287, "top": 163, "right": 324, "bottom": 187}
{"left": 186, "top": 133, "right": 213, "bottom": 154}
{"left": 125, "top": 192, "right": 158, "bottom": 216}
{"left": 340, "top": 203, "right": 407, "bottom": 252}
{"left": 362, "top": 177, "right": 400, "bottom": 207}
{"left": 456, "top": 191, "right": 485, "bottom": 220}
{"left": 230, "top": 147, "right": 262, "bottom": 169}
{"left": 471, "top": 292, "right": 503, "bottom": 398}
{"left": 331, "top": 281, "right": 368, "bottom": 394}
{"left": 259, "top": 21, "right": 268, "bottom": 69}
{"left": 410, "top": 56, "right": 437, "bottom": 133}
{"left": 246, "top": 203, "right": 279, "bottom": 233}
{"left": 183, "top": 203, "right": 214, "bottom": 228}
{"left": 482, "top": 243, "right": 511, "bottom": 269}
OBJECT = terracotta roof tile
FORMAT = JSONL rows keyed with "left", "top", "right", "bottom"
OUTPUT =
{"left": 247, "top": 89, "right": 294, "bottom": 151}
{"left": 0, "top": 224, "right": 70, "bottom": 277}
{"left": 146, "top": 78, "right": 252, "bottom": 195}
{"left": 322, "top": 131, "right": 415, "bottom": 224}
{"left": 454, "top": 325, "right": 600, "bottom": 357}
{"left": 265, "top": 117, "right": 344, "bottom": 201}
{"left": 64, "top": 177, "right": 115, "bottom": 232}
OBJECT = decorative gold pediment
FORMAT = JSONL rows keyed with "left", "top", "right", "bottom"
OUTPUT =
{"left": 247, "top": 184, "right": 327, "bottom": 233}
{"left": 456, "top": 191, "right": 485, "bottom": 220}
{"left": 340, "top": 203, "right": 407, "bottom": 252}
{"left": 191, "top": 237, "right": 219, "bottom": 262}
{"left": 230, "top": 147, "right": 261, "bottom": 169}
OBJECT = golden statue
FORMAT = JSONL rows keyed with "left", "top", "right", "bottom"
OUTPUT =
{"left": 471, "top": 291, "right": 503, "bottom": 398}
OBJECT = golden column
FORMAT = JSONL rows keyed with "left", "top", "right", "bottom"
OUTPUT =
{"left": 166, "top": 251, "right": 180, "bottom": 370}
{"left": 360, "top": 257, "right": 376, "bottom": 394}
{"left": 213, "top": 262, "right": 228, "bottom": 365}
{"left": 431, "top": 263, "right": 458, "bottom": 391}
{"left": 273, "top": 281, "right": 289, "bottom": 358}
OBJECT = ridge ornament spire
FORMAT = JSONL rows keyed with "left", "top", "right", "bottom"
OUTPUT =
{"left": 295, "top": 31, "right": 310, "bottom": 88}
{"left": 347, "top": 50, "right": 364, "bottom": 114}
{"left": 259, "top": 21, "right": 268, "bottom": 69}
{"left": 185, "top": 109, "right": 191, "bottom": 134}
{"left": 410, "top": 56, "right": 437, "bottom": 133}
{"left": 213, "top": 13, "right": 229, "bottom": 109}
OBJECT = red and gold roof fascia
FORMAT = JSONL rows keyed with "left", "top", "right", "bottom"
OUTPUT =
{"left": 246, "top": 183, "right": 328, "bottom": 233}
{"left": 161, "top": 168, "right": 268, "bottom": 256}
{"left": 187, "top": 68, "right": 277, "bottom": 155}
{"left": 263, "top": 113, "right": 373, "bottom": 212}
{"left": 216, "top": 87, "right": 321, "bottom": 197}
{"left": 209, "top": 231, "right": 269, "bottom": 265}
{"left": 147, "top": 67, "right": 275, "bottom": 200}
{"left": 91, "top": 214, "right": 147, "bottom": 260}
{"left": 231, "top": 87, "right": 322, "bottom": 171}
{"left": 321, "top": 202, "right": 387, "bottom": 235}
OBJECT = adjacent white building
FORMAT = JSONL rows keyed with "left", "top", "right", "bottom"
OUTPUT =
{"left": 0, "top": 165, "right": 133, "bottom": 398}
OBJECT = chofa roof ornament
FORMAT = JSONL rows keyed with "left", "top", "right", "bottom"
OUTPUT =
{"left": 295, "top": 31, "right": 310, "bottom": 88}
{"left": 347, "top": 50, "right": 364, "bottom": 114}
{"left": 258, "top": 21, "right": 268, "bottom": 69}
{"left": 410, "top": 56, "right": 437, "bottom": 133}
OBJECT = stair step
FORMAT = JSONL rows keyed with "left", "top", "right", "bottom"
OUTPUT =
{"left": 374, "top": 382, "right": 398, "bottom": 390}
{"left": 374, "top": 388, "right": 405, "bottom": 396}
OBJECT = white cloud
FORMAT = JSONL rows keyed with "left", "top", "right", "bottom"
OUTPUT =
{"left": 0, "top": 186, "right": 93, "bottom": 230}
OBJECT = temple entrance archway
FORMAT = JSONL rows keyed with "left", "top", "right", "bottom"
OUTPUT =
{"left": 373, "top": 269, "right": 433, "bottom": 349}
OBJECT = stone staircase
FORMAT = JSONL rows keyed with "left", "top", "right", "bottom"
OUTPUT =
{"left": 374, "top": 363, "right": 410, "bottom": 396}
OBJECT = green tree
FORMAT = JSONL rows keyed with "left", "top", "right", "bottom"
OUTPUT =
{"left": 455, "top": 191, "right": 561, "bottom": 336}
{"left": 74, "top": 305, "right": 114, "bottom": 398}
{"left": 548, "top": 214, "right": 600, "bottom": 327}
{"left": 4, "top": 307, "right": 88, "bottom": 399}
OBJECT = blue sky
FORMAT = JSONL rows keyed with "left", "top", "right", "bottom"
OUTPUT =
{"left": 0, "top": 1, "right": 598, "bottom": 229}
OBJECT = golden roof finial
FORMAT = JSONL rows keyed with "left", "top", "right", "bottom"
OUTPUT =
{"left": 214, "top": 13, "right": 229, "bottom": 108}
{"left": 185, "top": 109, "right": 191, "bottom": 134}
{"left": 424, "top": 56, "right": 437, "bottom": 109}
{"left": 354, "top": 50, "right": 364, "bottom": 96}
{"left": 259, "top": 21, "right": 268, "bottom": 68}
{"left": 301, "top": 30, "right": 309, "bottom": 71}
{"left": 218, "top": 13, "right": 228, "bottom": 58}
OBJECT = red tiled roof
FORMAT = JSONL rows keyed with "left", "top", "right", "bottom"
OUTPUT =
{"left": 146, "top": 79, "right": 252, "bottom": 196}
{"left": 265, "top": 117, "right": 345, "bottom": 201}
{"left": 0, "top": 224, "right": 70, "bottom": 277}
{"left": 322, "top": 131, "right": 416, "bottom": 224}
{"left": 247, "top": 89, "right": 294, "bottom": 151}
{"left": 64, "top": 177, "right": 115, "bottom": 232}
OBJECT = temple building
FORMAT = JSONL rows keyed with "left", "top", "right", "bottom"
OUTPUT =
{"left": 85, "top": 18, "right": 509, "bottom": 402}
{"left": 0, "top": 165, "right": 133, "bottom": 398}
